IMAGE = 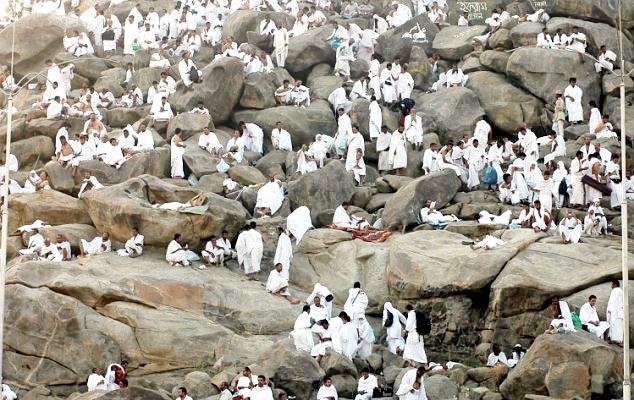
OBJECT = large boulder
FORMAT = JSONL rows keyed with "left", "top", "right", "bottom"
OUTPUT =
{"left": 166, "top": 112, "right": 213, "bottom": 141}
{"left": 7, "top": 254, "right": 297, "bottom": 336}
{"left": 506, "top": 47, "right": 601, "bottom": 109}
{"left": 408, "top": 46, "right": 438, "bottom": 90}
{"left": 291, "top": 228, "right": 389, "bottom": 309}
{"left": 603, "top": 95, "right": 634, "bottom": 140}
{"left": 12, "top": 136, "right": 55, "bottom": 170}
{"left": 55, "top": 53, "right": 112, "bottom": 81}
{"left": 488, "top": 240, "right": 634, "bottom": 318}
{"left": 546, "top": 18, "right": 634, "bottom": 60}
{"left": 76, "top": 148, "right": 171, "bottom": 185}
{"left": 466, "top": 71, "right": 543, "bottom": 132}
{"left": 287, "top": 161, "right": 355, "bottom": 219}
{"left": 171, "top": 57, "right": 245, "bottom": 124}
{"left": 431, "top": 25, "right": 489, "bottom": 61}
{"left": 240, "top": 72, "right": 281, "bottom": 109}
{"left": 222, "top": 11, "right": 294, "bottom": 44}
{"left": 499, "top": 333, "right": 622, "bottom": 399}
{"left": 413, "top": 87, "right": 485, "bottom": 142}
{"left": 424, "top": 375, "right": 459, "bottom": 399}
{"left": 509, "top": 22, "right": 543, "bottom": 47}
{"left": 43, "top": 161, "right": 75, "bottom": 194}
{"left": 8, "top": 190, "right": 92, "bottom": 232}
{"left": 3, "top": 284, "right": 125, "bottom": 387}
{"left": 381, "top": 169, "right": 462, "bottom": 229}
{"left": 545, "top": 0, "right": 634, "bottom": 29}
{"left": 387, "top": 229, "right": 544, "bottom": 299}
{"left": 83, "top": 175, "right": 248, "bottom": 246}
{"left": 285, "top": 26, "right": 335, "bottom": 76}
{"left": 0, "top": 14, "right": 84, "bottom": 78}
{"left": 375, "top": 14, "right": 439, "bottom": 63}
{"left": 478, "top": 50, "right": 510, "bottom": 74}
{"left": 259, "top": 341, "right": 325, "bottom": 399}
{"left": 233, "top": 100, "right": 336, "bottom": 149}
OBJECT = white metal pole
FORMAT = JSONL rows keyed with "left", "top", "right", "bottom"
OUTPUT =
{"left": 0, "top": 94, "right": 12, "bottom": 387}
{"left": 617, "top": 0, "right": 630, "bottom": 398}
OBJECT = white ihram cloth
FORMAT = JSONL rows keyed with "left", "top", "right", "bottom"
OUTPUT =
{"left": 238, "top": 229, "right": 263, "bottom": 273}
{"left": 396, "top": 368, "right": 429, "bottom": 400}
{"left": 354, "top": 374, "right": 378, "bottom": 400}
{"left": 344, "top": 287, "right": 368, "bottom": 320}
{"left": 266, "top": 268, "right": 289, "bottom": 294}
{"left": 287, "top": 206, "right": 313, "bottom": 243}
{"left": 274, "top": 232, "right": 293, "bottom": 280}
{"left": 403, "top": 310, "right": 427, "bottom": 364}
{"left": 170, "top": 136, "right": 185, "bottom": 178}
{"left": 255, "top": 181, "right": 284, "bottom": 215}
{"left": 80, "top": 236, "right": 111, "bottom": 255}
{"left": 383, "top": 302, "right": 406, "bottom": 354}
{"left": 564, "top": 84, "right": 583, "bottom": 122}
{"left": 307, "top": 283, "right": 334, "bottom": 320}
{"left": 579, "top": 302, "right": 610, "bottom": 338}
{"left": 340, "top": 321, "right": 359, "bottom": 359}
{"left": 607, "top": 286, "right": 624, "bottom": 342}
{"left": 291, "top": 311, "right": 314, "bottom": 352}
{"left": 165, "top": 240, "right": 189, "bottom": 265}
{"left": 559, "top": 217, "right": 582, "bottom": 243}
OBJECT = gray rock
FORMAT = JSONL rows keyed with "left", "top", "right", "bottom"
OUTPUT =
{"left": 83, "top": 174, "right": 248, "bottom": 246}
{"left": 228, "top": 165, "right": 267, "bottom": 186}
{"left": 381, "top": 169, "right": 463, "bottom": 229}
{"left": 466, "top": 71, "right": 543, "bottom": 132}
{"left": 43, "top": 161, "right": 75, "bottom": 194}
{"left": 233, "top": 100, "right": 336, "bottom": 148}
{"left": 479, "top": 50, "right": 510, "bottom": 74}
{"left": 488, "top": 28, "right": 512, "bottom": 50}
{"left": 424, "top": 375, "right": 459, "bottom": 400}
{"left": 12, "top": 136, "right": 54, "bottom": 170}
{"left": 506, "top": 47, "right": 601, "bottom": 109}
{"left": 413, "top": 87, "right": 485, "bottom": 142}
{"left": 509, "top": 22, "right": 543, "bottom": 48}
{"left": 240, "top": 70, "right": 293, "bottom": 109}
{"left": 431, "top": 25, "right": 489, "bottom": 61}
{"left": 171, "top": 57, "right": 245, "bottom": 124}
{"left": 222, "top": 11, "right": 294, "bottom": 44}
{"left": 288, "top": 161, "right": 355, "bottom": 220}
{"left": 286, "top": 26, "right": 335, "bottom": 76}
{"left": 546, "top": 17, "right": 633, "bottom": 61}
{"left": 375, "top": 14, "right": 439, "bottom": 63}
{"left": 0, "top": 14, "right": 84, "bottom": 77}
{"left": 166, "top": 112, "right": 214, "bottom": 141}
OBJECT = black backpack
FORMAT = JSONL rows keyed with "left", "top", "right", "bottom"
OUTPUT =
{"left": 101, "top": 29, "right": 115, "bottom": 41}
{"left": 558, "top": 178, "right": 568, "bottom": 195}
{"left": 383, "top": 311, "right": 394, "bottom": 328}
{"left": 189, "top": 66, "right": 200, "bottom": 83}
{"left": 415, "top": 311, "right": 431, "bottom": 336}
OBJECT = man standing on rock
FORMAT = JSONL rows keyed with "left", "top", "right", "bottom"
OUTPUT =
{"left": 607, "top": 279, "right": 624, "bottom": 345}
{"left": 564, "top": 77, "right": 583, "bottom": 125}
{"left": 403, "top": 304, "right": 428, "bottom": 367}
{"left": 273, "top": 24, "right": 289, "bottom": 68}
{"left": 237, "top": 222, "right": 263, "bottom": 280}
{"left": 274, "top": 226, "right": 293, "bottom": 280}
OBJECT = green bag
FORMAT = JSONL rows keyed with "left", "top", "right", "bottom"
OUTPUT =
{"left": 570, "top": 311, "right": 582, "bottom": 329}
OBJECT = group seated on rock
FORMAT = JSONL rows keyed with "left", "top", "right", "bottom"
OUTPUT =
{"left": 86, "top": 361, "right": 128, "bottom": 392}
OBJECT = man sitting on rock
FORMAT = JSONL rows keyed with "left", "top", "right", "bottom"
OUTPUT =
{"left": 486, "top": 344, "right": 510, "bottom": 367}
{"left": 80, "top": 232, "right": 112, "bottom": 257}
{"left": 579, "top": 294, "right": 610, "bottom": 340}
{"left": 266, "top": 262, "right": 300, "bottom": 304}
{"left": 354, "top": 368, "right": 378, "bottom": 400}
{"left": 201, "top": 235, "right": 224, "bottom": 267}
{"left": 558, "top": 210, "right": 583, "bottom": 244}
{"left": 332, "top": 202, "right": 369, "bottom": 229}
{"left": 117, "top": 227, "right": 144, "bottom": 257}
{"left": 166, "top": 233, "right": 190, "bottom": 267}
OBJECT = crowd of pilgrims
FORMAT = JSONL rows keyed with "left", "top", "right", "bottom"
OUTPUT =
{"left": 0, "top": 0, "right": 631, "bottom": 398}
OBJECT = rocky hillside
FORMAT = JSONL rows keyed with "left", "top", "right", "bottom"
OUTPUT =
{"left": 0, "top": 0, "right": 633, "bottom": 398}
